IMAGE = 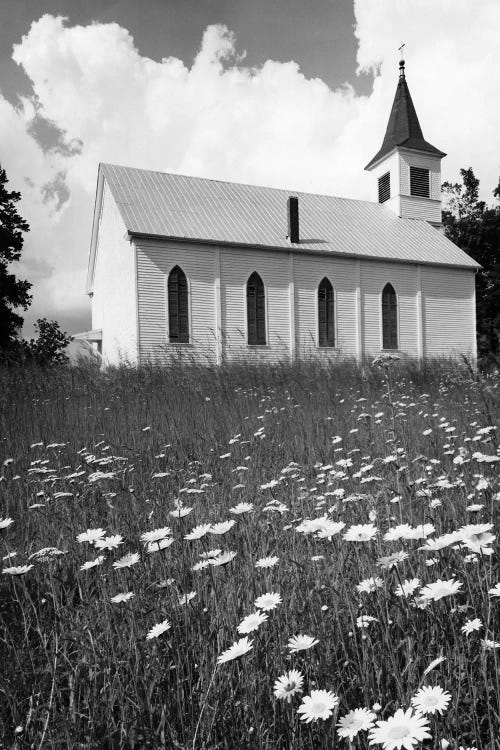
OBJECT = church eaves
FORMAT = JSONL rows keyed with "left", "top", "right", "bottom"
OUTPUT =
{"left": 365, "top": 60, "right": 446, "bottom": 170}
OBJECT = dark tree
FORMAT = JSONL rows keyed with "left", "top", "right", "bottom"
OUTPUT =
{"left": 0, "top": 165, "right": 32, "bottom": 349}
{"left": 442, "top": 168, "right": 500, "bottom": 360}
{"left": 27, "top": 318, "right": 71, "bottom": 366}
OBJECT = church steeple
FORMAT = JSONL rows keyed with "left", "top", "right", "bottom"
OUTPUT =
{"left": 365, "top": 59, "right": 446, "bottom": 229}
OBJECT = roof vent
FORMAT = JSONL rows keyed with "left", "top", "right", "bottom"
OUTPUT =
{"left": 287, "top": 196, "right": 299, "bottom": 243}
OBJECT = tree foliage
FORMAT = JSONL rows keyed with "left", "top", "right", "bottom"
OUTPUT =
{"left": 442, "top": 168, "right": 500, "bottom": 361}
{"left": 0, "top": 164, "right": 32, "bottom": 348}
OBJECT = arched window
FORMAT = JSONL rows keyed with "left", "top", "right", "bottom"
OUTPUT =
{"left": 318, "top": 278, "right": 335, "bottom": 347}
{"left": 247, "top": 272, "right": 266, "bottom": 345}
{"left": 382, "top": 283, "right": 398, "bottom": 350}
{"left": 168, "top": 266, "right": 189, "bottom": 343}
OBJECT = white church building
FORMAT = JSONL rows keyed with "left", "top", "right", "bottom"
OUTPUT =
{"left": 82, "top": 60, "right": 479, "bottom": 366}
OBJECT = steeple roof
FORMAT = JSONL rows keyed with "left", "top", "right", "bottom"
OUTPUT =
{"left": 365, "top": 60, "right": 446, "bottom": 170}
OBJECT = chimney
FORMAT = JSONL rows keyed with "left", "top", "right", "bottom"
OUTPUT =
{"left": 287, "top": 196, "right": 299, "bottom": 243}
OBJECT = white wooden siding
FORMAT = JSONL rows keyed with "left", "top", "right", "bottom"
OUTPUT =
{"left": 91, "top": 181, "right": 138, "bottom": 364}
{"left": 135, "top": 241, "right": 218, "bottom": 364}
{"left": 370, "top": 152, "right": 400, "bottom": 217}
{"left": 220, "top": 248, "right": 290, "bottom": 363}
{"left": 421, "top": 267, "right": 476, "bottom": 357}
{"left": 361, "top": 260, "right": 419, "bottom": 359}
{"left": 399, "top": 195, "right": 442, "bottom": 223}
{"left": 294, "top": 255, "right": 358, "bottom": 360}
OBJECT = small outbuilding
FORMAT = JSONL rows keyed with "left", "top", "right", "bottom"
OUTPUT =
{"left": 84, "top": 60, "right": 479, "bottom": 366}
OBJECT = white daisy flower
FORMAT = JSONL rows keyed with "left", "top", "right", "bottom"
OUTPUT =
{"left": 297, "top": 690, "right": 339, "bottom": 722}
{"left": 76, "top": 528, "right": 106, "bottom": 544}
{"left": 488, "top": 583, "right": 500, "bottom": 597}
{"left": 461, "top": 618, "right": 482, "bottom": 635}
{"left": 209, "top": 551, "right": 237, "bottom": 566}
{"left": 377, "top": 551, "right": 409, "bottom": 569}
{"left": 394, "top": 579, "right": 421, "bottom": 598}
{"left": 287, "top": 634, "right": 319, "bottom": 652}
{"left": 178, "top": 591, "right": 196, "bottom": 606}
{"left": 481, "top": 638, "right": 500, "bottom": 650}
{"left": 356, "top": 577, "right": 384, "bottom": 594}
{"left": 95, "top": 534, "right": 124, "bottom": 551}
{"left": 192, "top": 560, "right": 211, "bottom": 572}
{"left": 255, "top": 556, "right": 279, "bottom": 568}
{"left": 273, "top": 669, "right": 304, "bottom": 702}
{"left": 356, "top": 615, "right": 378, "bottom": 628}
{"left": 237, "top": 610, "right": 268, "bottom": 634}
{"left": 169, "top": 506, "right": 193, "bottom": 518}
{"left": 139, "top": 527, "right": 172, "bottom": 543}
{"left": 184, "top": 524, "right": 212, "bottom": 540}
{"left": 80, "top": 556, "right": 105, "bottom": 571}
{"left": 369, "top": 707, "right": 431, "bottom": 749}
{"left": 337, "top": 708, "right": 376, "bottom": 740}
{"left": 254, "top": 592, "right": 282, "bottom": 611}
{"left": 146, "top": 537, "right": 175, "bottom": 554}
{"left": 2, "top": 564, "right": 33, "bottom": 575}
{"left": 229, "top": 503, "right": 254, "bottom": 514}
{"left": 411, "top": 685, "right": 451, "bottom": 715}
{"left": 200, "top": 548, "right": 221, "bottom": 559}
{"left": 110, "top": 592, "right": 134, "bottom": 603}
{"left": 217, "top": 637, "right": 253, "bottom": 664}
{"left": 209, "top": 520, "right": 236, "bottom": 535}
{"left": 343, "top": 524, "right": 378, "bottom": 542}
{"left": 113, "top": 552, "right": 140, "bottom": 569}
{"left": 420, "top": 578, "right": 463, "bottom": 601}
{"left": 0, "top": 517, "right": 14, "bottom": 529}
{"left": 146, "top": 618, "right": 171, "bottom": 640}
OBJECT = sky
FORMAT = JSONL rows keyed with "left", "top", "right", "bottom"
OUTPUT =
{"left": 1, "top": 0, "right": 499, "bottom": 337}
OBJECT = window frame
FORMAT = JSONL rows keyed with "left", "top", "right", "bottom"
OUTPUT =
{"left": 317, "top": 277, "right": 336, "bottom": 348}
{"left": 246, "top": 271, "right": 267, "bottom": 346}
{"left": 409, "top": 166, "right": 430, "bottom": 198}
{"left": 167, "top": 265, "right": 190, "bottom": 344}
{"left": 381, "top": 282, "right": 398, "bottom": 351}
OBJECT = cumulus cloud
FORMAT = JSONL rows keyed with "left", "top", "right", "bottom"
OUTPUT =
{"left": 2, "top": 1, "right": 499, "bottom": 335}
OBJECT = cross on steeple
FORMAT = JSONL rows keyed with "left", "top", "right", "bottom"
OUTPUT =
{"left": 398, "top": 42, "right": 405, "bottom": 55}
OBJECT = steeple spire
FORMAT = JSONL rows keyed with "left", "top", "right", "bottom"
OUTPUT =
{"left": 365, "top": 59, "right": 446, "bottom": 171}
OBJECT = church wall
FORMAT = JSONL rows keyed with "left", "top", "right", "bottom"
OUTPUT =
{"left": 220, "top": 248, "right": 290, "bottom": 363}
{"left": 92, "top": 182, "right": 138, "bottom": 365}
{"left": 135, "top": 241, "right": 218, "bottom": 364}
{"left": 421, "top": 267, "right": 476, "bottom": 358}
{"left": 360, "top": 260, "right": 419, "bottom": 359}
{"left": 293, "top": 255, "right": 358, "bottom": 360}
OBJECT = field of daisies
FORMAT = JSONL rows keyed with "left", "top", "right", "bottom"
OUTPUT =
{"left": 0, "top": 358, "right": 499, "bottom": 750}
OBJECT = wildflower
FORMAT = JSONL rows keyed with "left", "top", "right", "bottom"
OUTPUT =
{"left": 229, "top": 502, "right": 254, "bottom": 514}
{"left": 287, "top": 634, "right": 319, "bottom": 652}
{"left": 170, "top": 506, "right": 193, "bottom": 518}
{"left": 461, "top": 617, "right": 483, "bottom": 635}
{"left": 419, "top": 532, "right": 461, "bottom": 552}
{"left": 423, "top": 655, "right": 446, "bottom": 676}
{"left": 254, "top": 592, "right": 282, "bottom": 611}
{"left": 111, "top": 592, "right": 134, "bottom": 603}
{"left": 0, "top": 517, "right": 14, "bottom": 529}
{"left": 344, "top": 524, "right": 378, "bottom": 542}
{"left": 273, "top": 669, "right": 304, "bottom": 702}
{"left": 178, "top": 591, "right": 196, "bottom": 605}
{"left": 95, "top": 534, "right": 124, "bottom": 551}
{"left": 297, "top": 690, "right": 339, "bottom": 722}
{"left": 420, "top": 579, "right": 463, "bottom": 601}
{"left": 237, "top": 610, "right": 268, "bottom": 634}
{"left": 217, "top": 636, "right": 253, "bottom": 664}
{"left": 80, "top": 556, "right": 105, "bottom": 570}
{"left": 113, "top": 552, "right": 140, "bottom": 569}
{"left": 378, "top": 551, "right": 409, "bottom": 569}
{"left": 463, "top": 532, "right": 495, "bottom": 555}
{"left": 192, "top": 560, "right": 211, "bottom": 572}
{"left": 488, "top": 583, "right": 500, "bottom": 597}
{"left": 255, "top": 556, "right": 279, "bottom": 568}
{"left": 357, "top": 615, "right": 378, "bottom": 628}
{"left": 356, "top": 577, "right": 384, "bottom": 594}
{"left": 146, "top": 619, "right": 171, "bottom": 640}
{"left": 146, "top": 537, "right": 175, "bottom": 553}
{"left": 481, "top": 638, "right": 500, "bottom": 650}
{"left": 337, "top": 708, "right": 377, "bottom": 740}
{"left": 411, "top": 685, "right": 451, "bottom": 715}
{"left": 184, "top": 524, "right": 212, "bottom": 540}
{"left": 140, "top": 527, "right": 172, "bottom": 543}
{"left": 2, "top": 565, "right": 33, "bottom": 575}
{"left": 76, "top": 528, "right": 106, "bottom": 544}
{"left": 466, "top": 504, "right": 484, "bottom": 512}
{"left": 200, "top": 548, "right": 221, "bottom": 559}
{"left": 209, "top": 520, "right": 236, "bottom": 535}
{"left": 209, "top": 550, "right": 237, "bottom": 566}
{"left": 316, "top": 520, "right": 346, "bottom": 539}
{"left": 395, "top": 579, "right": 421, "bottom": 597}
{"left": 369, "top": 707, "right": 431, "bottom": 749}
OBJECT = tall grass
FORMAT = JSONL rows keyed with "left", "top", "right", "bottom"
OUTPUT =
{"left": 0, "top": 359, "right": 499, "bottom": 749}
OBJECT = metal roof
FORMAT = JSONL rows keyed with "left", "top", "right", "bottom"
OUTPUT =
{"left": 365, "top": 62, "right": 446, "bottom": 170}
{"left": 96, "top": 162, "right": 478, "bottom": 271}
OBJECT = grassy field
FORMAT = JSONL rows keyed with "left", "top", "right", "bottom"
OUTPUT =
{"left": 0, "top": 358, "right": 499, "bottom": 750}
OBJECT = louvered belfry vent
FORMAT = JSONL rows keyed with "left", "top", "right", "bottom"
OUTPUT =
{"left": 410, "top": 166, "right": 430, "bottom": 197}
{"left": 378, "top": 172, "right": 390, "bottom": 203}
{"left": 287, "top": 196, "right": 299, "bottom": 243}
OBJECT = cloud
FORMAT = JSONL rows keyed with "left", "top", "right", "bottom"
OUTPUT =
{"left": 2, "top": 3, "right": 499, "bottom": 335}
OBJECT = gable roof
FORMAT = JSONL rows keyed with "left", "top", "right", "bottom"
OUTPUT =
{"left": 365, "top": 64, "right": 446, "bottom": 170}
{"left": 87, "top": 162, "right": 478, "bottom": 293}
